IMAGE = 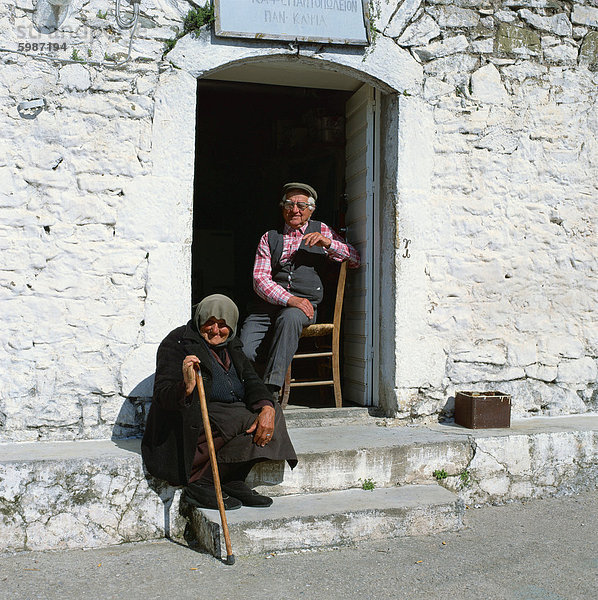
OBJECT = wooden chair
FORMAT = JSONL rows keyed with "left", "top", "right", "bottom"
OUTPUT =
{"left": 280, "top": 261, "right": 348, "bottom": 409}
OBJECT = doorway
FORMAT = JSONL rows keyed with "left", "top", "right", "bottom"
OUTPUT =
{"left": 192, "top": 77, "right": 378, "bottom": 407}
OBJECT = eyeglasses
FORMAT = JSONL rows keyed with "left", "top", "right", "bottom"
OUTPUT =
{"left": 282, "top": 201, "right": 312, "bottom": 211}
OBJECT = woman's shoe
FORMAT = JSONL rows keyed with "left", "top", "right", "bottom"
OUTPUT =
{"left": 183, "top": 482, "right": 242, "bottom": 510}
{"left": 221, "top": 480, "right": 273, "bottom": 507}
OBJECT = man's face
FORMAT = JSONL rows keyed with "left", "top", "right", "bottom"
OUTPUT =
{"left": 282, "top": 190, "right": 313, "bottom": 229}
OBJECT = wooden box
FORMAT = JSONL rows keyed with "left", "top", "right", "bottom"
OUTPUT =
{"left": 454, "top": 391, "right": 511, "bottom": 429}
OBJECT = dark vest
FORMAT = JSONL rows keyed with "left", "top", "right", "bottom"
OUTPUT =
{"left": 268, "top": 220, "right": 327, "bottom": 305}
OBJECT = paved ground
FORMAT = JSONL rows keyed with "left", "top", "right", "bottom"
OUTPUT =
{"left": 1, "top": 491, "right": 596, "bottom": 600}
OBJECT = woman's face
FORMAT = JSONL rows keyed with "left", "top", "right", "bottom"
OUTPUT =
{"left": 200, "top": 317, "right": 230, "bottom": 346}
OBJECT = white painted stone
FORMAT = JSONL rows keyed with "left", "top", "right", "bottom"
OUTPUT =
{"left": 120, "top": 343, "right": 159, "bottom": 397}
{"left": 572, "top": 5, "right": 598, "bottom": 28}
{"left": 452, "top": 341, "right": 507, "bottom": 365}
{"left": 543, "top": 43, "right": 579, "bottom": 64}
{"left": 423, "top": 76, "right": 454, "bottom": 100}
{"left": 117, "top": 176, "right": 192, "bottom": 245}
{"left": 448, "top": 362, "right": 525, "bottom": 384}
{"left": 538, "top": 336, "right": 585, "bottom": 363}
{"left": 143, "top": 243, "right": 191, "bottom": 345}
{"left": 370, "top": 0, "right": 405, "bottom": 33}
{"left": 473, "top": 127, "right": 518, "bottom": 153}
{"left": 58, "top": 64, "right": 92, "bottom": 91}
{"left": 507, "top": 340, "right": 538, "bottom": 367}
{"left": 423, "top": 53, "right": 478, "bottom": 87}
{"left": 426, "top": 5, "right": 480, "bottom": 29}
{"left": 525, "top": 364, "right": 558, "bottom": 383}
{"left": 385, "top": 0, "right": 423, "bottom": 38}
{"left": 501, "top": 61, "right": 548, "bottom": 82}
{"left": 519, "top": 10, "right": 573, "bottom": 37}
{"left": 396, "top": 13, "right": 441, "bottom": 47}
{"left": 496, "top": 10, "right": 517, "bottom": 23}
{"left": 412, "top": 35, "right": 469, "bottom": 62}
{"left": 470, "top": 63, "right": 509, "bottom": 104}
{"left": 556, "top": 357, "right": 597, "bottom": 385}
{"left": 471, "top": 37, "right": 494, "bottom": 54}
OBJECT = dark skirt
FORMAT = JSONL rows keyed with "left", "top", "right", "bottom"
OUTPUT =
{"left": 199, "top": 400, "right": 297, "bottom": 467}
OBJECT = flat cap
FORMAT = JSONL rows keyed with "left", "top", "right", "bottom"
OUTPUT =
{"left": 282, "top": 182, "right": 318, "bottom": 201}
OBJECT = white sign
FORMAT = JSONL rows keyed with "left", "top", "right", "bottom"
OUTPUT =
{"left": 215, "top": 0, "right": 370, "bottom": 46}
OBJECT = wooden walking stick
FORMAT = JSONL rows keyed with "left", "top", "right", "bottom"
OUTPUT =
{"left": 195, "top": 366, "right": 235, "bottom": 565}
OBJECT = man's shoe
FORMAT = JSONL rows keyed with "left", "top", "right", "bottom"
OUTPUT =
{"left": 182, "top": 482, "right": 242, "bottom": 510}
{"left": 221, "top": 480, "right": 273, "bottom": 507}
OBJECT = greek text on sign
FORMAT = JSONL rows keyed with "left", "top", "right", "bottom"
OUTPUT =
{"left": 215, "top": 0, "right": 370, "bottom": 46}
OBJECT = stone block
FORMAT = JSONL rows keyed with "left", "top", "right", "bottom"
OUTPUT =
{"left": 412, "top": 35, "right": 469, "bottom": 62}
{"left": 423, "top": 76, "right": 455, "bottom": 100}
{"left": 474, "top": 127, "right": 519, "bottom": 153}
{"left": 525, "top": 364, "right": 557, "bottom": 383}
{"left": 519, "top": 10, "right": 572, "bottom": 37}
{"left": 496, "top": 23, "right": 541, "bottom": 56}
{"left": 427, "top": 5, "right": 480, "bottom": 28}
{"left": 453, "top": 341, "right": 507, "bottom": 365}
{"left": 424, "top": 53, "right": 479, "bottom": 87}
{"left": 543, "top": 42, "right": 578, "bottom": 64}
{"left": 579, "top": 31, "right": 598, "bottom": 67}
{"left": 58, "top": 64, "right": 92, "bottom": 91}
{"left": 507, "top": 340, "right": 538, "bottom": 367}
{"left": 556, "top": 357, "right": 597, "bottom": 386}
{"left": 470, "top": 63, "right": 509, "bottom": 104}
{"left": 397, "top": 13, "right": 441, "bottom": 47}
{"left": 572, "top": 5, "right": 598, "bottom": 28}
{"left": 385, "top": 0, "right": 425, "bottom": 38}
{"left": 538, "top": 336, "right": 585, "bottom": 363}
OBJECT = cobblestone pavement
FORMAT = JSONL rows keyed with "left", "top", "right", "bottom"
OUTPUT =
{"left": 1, "top": 491, "right": 596, "bottom": 600}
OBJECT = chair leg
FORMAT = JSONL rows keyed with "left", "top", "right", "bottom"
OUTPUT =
{"left": 332, "top": 351, "right": 342, "bottom": 408}
{"left": 280, "top": 364, "right": 292, "bottom": 409}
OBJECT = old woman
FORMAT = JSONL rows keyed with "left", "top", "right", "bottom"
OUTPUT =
{"left": 142, "top": 294, "right": 297, "bottom": 510}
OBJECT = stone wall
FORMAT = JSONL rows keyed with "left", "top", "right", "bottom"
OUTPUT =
{"left": 374, "top": 1, "right": 598, "bottom": 420}
{"left": 0, "top": 0, "right": 195, "bottom": 442}
{"left": 0, "top": 0, "right": 597, "bottom": 441}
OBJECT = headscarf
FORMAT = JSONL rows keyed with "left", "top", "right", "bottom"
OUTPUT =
{"left": 193, "top": 294, "right": 239, "bottom": 345}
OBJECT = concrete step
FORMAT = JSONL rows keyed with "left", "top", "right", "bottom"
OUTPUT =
{"left": 248, "top": 423, "right": 472, "bottom": 495}
{"left": 187, "top": 484, "right": 464, "bottom": 559}
{"left": 283, "top": 406, "right": 373, "bottom": 428}
{"left": 1, "top": 416, "right": 597, "bottom": 553}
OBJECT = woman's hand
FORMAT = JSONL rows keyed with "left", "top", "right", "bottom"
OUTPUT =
{"left": 182, "top": 355, "right": 201, "bottom": 397}
{"left": 246, "top": 405, "right": 276, "bottom": 447}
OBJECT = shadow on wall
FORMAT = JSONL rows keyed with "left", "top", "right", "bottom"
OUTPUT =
{"left": 111, "top": 373, "right": 155, "bottom": 440}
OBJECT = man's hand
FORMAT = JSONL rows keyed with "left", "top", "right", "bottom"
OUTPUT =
{"left": 182, "top": 355, "right": 201, "bottom": 396}
{"left": 246, "top": 405, "right": 276, "bottom": 447}
{"left": 287, "top": 295, "right": 314, "bottom": 319}
{"left": 303, "top": 232, "right": 331, "bottom": 249}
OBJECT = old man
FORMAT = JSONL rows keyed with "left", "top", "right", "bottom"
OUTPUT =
{"left": 239, "top": 182, "right": 360, "bottom": 398}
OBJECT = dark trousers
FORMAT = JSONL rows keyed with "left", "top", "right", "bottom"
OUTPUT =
{"left": 239, "top": 303, "right": 316, "bottom": 389}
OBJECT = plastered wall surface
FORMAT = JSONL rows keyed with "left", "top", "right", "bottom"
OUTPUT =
{"left": 0, "top": 0, "right": 597, "bottom": 441}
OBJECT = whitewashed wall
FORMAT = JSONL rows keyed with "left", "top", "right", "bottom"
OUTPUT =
{"left": 0, "top": 0, "right": 597, "bottom": 441}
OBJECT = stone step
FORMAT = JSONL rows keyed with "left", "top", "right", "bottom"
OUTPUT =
{"left": 1, "top": 416, "right": 596, "bottom": 553}
{"left": 248, "top": 423, "right": 472, "bottom": 495}
{"left": 283, "top": 406, "right": 373, "bottom": 428}
{"left": 187, "top": 484, "right": 464, "bottom": 559}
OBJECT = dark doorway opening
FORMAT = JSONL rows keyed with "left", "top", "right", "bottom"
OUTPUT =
{"left": 192, "top": 80, "right": 352, "bottom": 322}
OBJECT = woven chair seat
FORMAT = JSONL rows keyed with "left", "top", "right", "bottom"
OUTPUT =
{"left": 301, "top": 323, "right": 334, "bottom": 337}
